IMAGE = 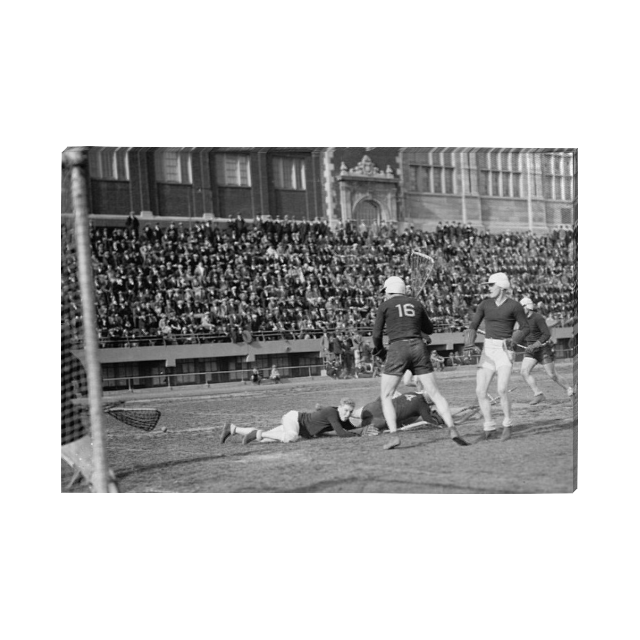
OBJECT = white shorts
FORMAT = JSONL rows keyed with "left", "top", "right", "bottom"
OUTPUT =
{"left": 479, "top": 338, "right": 515, "bottom": 371}
{"left": 261, "top": 410, "right": 301, "bottom": 443}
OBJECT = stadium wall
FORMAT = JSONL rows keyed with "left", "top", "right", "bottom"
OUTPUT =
{"left": 81, "top": 328, "right": 574, "bottom": 390}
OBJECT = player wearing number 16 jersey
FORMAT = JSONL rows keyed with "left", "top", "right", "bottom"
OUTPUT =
{"left": 372, "top": 276, "right": 467, "bottom": 450}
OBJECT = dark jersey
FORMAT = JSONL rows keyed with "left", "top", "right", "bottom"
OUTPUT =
{"left": 298, "top": 406, "right": 356, "bottom": 438}
{"left": 523, "top": 312, "right": 551, "bottom": 345}
{"left": 360, "top": 393, "right": 441, "bottom": 428}
{"left": 372, "top": 294, "right": 433, "bottom": 352}
{"left": 469, "top": 298, "right": 530, "bottom": 341}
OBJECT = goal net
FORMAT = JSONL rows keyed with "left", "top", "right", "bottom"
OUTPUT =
{"left": 61, "top": 147, "right": 114, "bottom": 492}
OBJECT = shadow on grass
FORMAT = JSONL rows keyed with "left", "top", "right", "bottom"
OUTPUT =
{"left": 114, "top": 448, "right": 256, "bottom": 480}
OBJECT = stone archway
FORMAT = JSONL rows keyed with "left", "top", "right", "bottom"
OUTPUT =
{"left": 352, "top": 198, "right": 381, "bottom": 226}
{"left": 336, "top": 154, "right": 399, "bottom": 227}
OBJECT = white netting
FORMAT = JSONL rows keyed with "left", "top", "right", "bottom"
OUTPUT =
{"left": 409, "top": 251, "right": 435, "bottom": 298}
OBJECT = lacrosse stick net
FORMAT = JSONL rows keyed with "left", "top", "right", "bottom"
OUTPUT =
{"left": 105, "top": 407, "right": 162, "bottom": 432}
{"left": 410, "top": 251, "right": 435, "bottom": 298}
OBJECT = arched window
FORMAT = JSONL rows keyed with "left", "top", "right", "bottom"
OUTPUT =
{"left": 352, "top": 199, "right": 380, "bottom": 226}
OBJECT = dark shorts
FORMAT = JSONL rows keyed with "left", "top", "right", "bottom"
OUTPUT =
{"left": 525, "top": 344, "right": 555, "bottom": 365}
{"left": 384, "top": 338, "right": 434, "bottom": 376}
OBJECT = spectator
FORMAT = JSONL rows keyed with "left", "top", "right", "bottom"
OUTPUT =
{"left": 64, "top": 218, "right": 574, "bottom": 350}
{"left": 269, "top": 364, "right": 282, "bottom": 383}
{"left": 430, "top": 349, "right": 445, "bottom": 372}
{"left": 250, "top": 367, "right": 262, "bottom": 385}
{"left": 125, "top": 211, "right": 140, "bottom": 237}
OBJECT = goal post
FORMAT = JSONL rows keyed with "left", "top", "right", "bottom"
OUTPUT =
{"left": 61, "top": 147, "right": 111, "bottom": 493}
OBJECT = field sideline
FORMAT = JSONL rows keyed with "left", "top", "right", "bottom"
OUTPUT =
{"left": 61, "top": 362, "right": 576, "bottom": 493}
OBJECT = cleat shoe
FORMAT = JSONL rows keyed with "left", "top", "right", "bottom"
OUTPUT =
{"left": 449, "top": 426, "right": 469, "bottom": 446}
{"left": 383, "top": 435, "right": 401, "bottom": 450}
{"left": 529, "top": 393, "right": 545, "bottom": 405}
{"left": 242, "top": 429, "right": 259, "bottom": 445}
{"left": 567, "top": 387, "right": 574, "bottom": 397}
{"left": 472, "top": 430, "right": 496, "bottom": 444}
{"left": 500, "top": 426, "right": 512, "bottom": 441}
{"left": 220, "top": 422, "right": 232, "bottom": 444}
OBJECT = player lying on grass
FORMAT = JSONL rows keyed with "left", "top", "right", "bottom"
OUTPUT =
{"left": 220, "top": 397, "right": 357, "bottom": 444}
{"left": 316, "top": 392, "right": 444, "bottom": 435}
{"left": 348, "top": 391, "right": 445, "bottom": 435}
{"left": 518, "top": 296, "right": 573, "bottom": 404}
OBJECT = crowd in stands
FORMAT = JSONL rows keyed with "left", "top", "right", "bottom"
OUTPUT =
{"left": 61, "top": 213, "right": 576, "bottom": 348}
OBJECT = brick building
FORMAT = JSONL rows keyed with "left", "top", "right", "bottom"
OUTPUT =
{"left": 62, "top": 147, "right": 576, "bottom": 233}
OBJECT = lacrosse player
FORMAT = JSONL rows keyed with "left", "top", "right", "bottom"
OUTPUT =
{"left": 220, "top": 397, "right": 357, "bottom": 444}
{"left": 349, "top": 391, "right": 445, "bottom": 436}
{"left": 464, "top": 272, "right": 530, "bottom": 442}
{"left": 372, "top": 276, "right": 467, "bottom": 450}
{"left": 518, "top": 296, "right": 573, "bottom": 404}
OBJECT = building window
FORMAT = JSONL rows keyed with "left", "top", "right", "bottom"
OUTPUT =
{"left": 444, "top": 167, "right": 454, "bottom": 194}
{"left": 479, "top": 170, "right": 490, "bottom": 196}
{"left": 155, "top": 148, "right": 192, "bottom": 184}
{"left": 476, "top": 150, "right": 522, "bottom": 197}
{"left": 564, "top": 176, "right": 573, "bottom": 201}
{"left": 88, "top": 147, "right": 129, "bottom": 181}
{"left": 273, "top": 157, "right": 306, "bottom": 190}
{"left": 215, "top": 154, "right": 251, "bottom": 187}
{"left": 408, "top": 151, "right": 455, "bottom": 195}
{"left": 542, "top": 151, "right": 574, "bottom": 200}
{"left": 409, "top": 165, "right": 431, "bottom": 192}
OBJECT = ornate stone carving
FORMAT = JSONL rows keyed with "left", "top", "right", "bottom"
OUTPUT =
{"left": 345, "top": 155, "right": 389, "bottom": 178}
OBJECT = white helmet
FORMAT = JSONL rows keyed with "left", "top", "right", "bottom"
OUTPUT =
{"left": 519, "top": 296, "right": 534, "bottom": 311}
{"left": 382, "top": 276, "right": 406, "bottom": 295}
{"left": 483, "top": 272, "right": 511, "bottom": 289}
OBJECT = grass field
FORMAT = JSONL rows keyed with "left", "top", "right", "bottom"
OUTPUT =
{"left": 61, "top": 361, "right": 576, "bottom": 493}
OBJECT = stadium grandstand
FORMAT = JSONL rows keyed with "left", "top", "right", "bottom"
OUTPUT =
{"left": 61, "top": 147, "right": 577, "bottom": 391}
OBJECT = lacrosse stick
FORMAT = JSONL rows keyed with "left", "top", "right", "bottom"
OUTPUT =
{"left": 476, "top": 328, "right": 550, "bottom": 350}
{"left": 362, "top": 420, "right": 440, "bottom": 436}
{"left": 71, "top": 398, "right": 162, "bottom": 432}
{"left": 410, "top": 251, "right": 435, "bottom": 298}
{"left": 453, "top": 388, "right": 517, "bottom": 425}
{"left": 105, "top": 407, "right": 162, "bottom": 432}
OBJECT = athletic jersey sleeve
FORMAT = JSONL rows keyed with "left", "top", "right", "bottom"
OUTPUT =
{"left": 416, "top": 397, "right": 435, "bottom": 423}
{"left": 372, "top": 305, "right": 386, "bottom": 352}
{"left": 468, "top": 301, "right": 486, "bottom": 332}
{"left": 329, "top": 414, "right": 358, "bottom": 437}
{"left": 512, "top": 302, "right": 531, "bottom": 343}
{"left": 526, "top": 313, "right": 551, "bottom": 344}
{"left": 300, "top": 407, "right": 357, "bottom": 438}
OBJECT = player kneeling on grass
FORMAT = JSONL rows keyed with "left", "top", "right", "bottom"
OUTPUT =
{"left": 349, "top": 391, "right": 445, "bottom": 436}
{"left": 220, "top": 397, "right": 357, "bottom": 444}
{"left": 518, "top": 297, "right": 573, "bottom": 404}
